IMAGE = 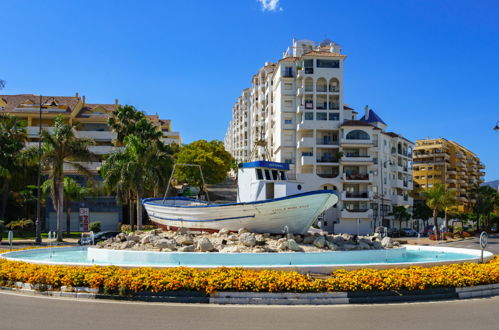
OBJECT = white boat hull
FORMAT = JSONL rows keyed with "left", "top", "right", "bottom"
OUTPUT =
{"left": 143, "top": 190, "right": 338, "bottom": 234}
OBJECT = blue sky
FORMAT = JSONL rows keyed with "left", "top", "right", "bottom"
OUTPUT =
{"left": 1, "top": 0, "right": 498, "bottom": 181}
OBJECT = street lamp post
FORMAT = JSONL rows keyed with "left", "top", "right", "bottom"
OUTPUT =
{"left": 379, "top": 159, "right": 391, "bottom": 228}
{"left": 35, "top": 95, "right": 44, "bottom": 244}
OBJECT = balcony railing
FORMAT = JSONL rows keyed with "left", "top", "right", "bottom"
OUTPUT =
{"left": 304, "top": 68, "right": 314, "bottom": 74}
{"left": 316, "top": 138, "right": 339, "bottom": 146}
{"left": 317, "top": 173, "right": 339, "bottom": 179}
{"left": 317, "top": 156, "right": 340, "bottom": 163}
{"left": 345, "top": 192, "right": 369, "bottom": 198}
{"left": 328, "top": 103, "right": 340, "bottom": 110}
{"left": 344, "top": 173, "right": 369, "bottom": 180}
{"left": 329, "top": 87, "right": 339, "bottom": 93}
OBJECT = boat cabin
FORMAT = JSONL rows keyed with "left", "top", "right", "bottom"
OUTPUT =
{"left": 237, "top": 161, "right": 304, "bottom": 202}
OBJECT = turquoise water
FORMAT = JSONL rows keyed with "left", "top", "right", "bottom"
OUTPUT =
{"left": 1, "top": 247, "right": 481, "bottom": 267}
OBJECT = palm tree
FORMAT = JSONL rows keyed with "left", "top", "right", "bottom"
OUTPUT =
{"left": 40, "top": 116, "right": 97, "bottom": 241}
{"left": 108, "top": 105, "right": 162, "bottom": 145}
{"left": 43, "top": 177, "right": 90, "bottom": 234}
{"left": 0, "top": 115, "right": 29, "bottom": 219}
{"left": 420, "top": 184, "right": 456, "bottom": 230}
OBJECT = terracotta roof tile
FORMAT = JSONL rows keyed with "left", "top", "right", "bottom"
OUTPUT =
{"left": 302, "top": 51, "right": 346, "bottom": 59}
{"left": 0, "top": 94, "right": 80, "bottom": 113}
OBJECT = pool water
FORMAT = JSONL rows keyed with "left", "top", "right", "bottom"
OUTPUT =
{"left": 1, "top": 246, "right": 487, "bottom": 268}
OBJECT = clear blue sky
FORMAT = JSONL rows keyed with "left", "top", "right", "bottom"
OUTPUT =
{"left": 1, "top": 0, "right": 498, "bottom": 181}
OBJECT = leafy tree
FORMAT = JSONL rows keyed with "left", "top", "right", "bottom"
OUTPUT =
{"left": 420, "top": 184, "right": 456, "bottom": 229}
{"left": 389, "top": 205, "right": 411, "bottom": 231}
{"left": 43, "top": 177, "right": 90, "bottom": 234}
{"left": 174, "top": 140, "right": 234, "bottom": 188}
{"left": 6, "top": 218, "right": 34, "bottom": 237}
{"left": 472, "top": 185, "right": 499, "bottom": 230}
{"left": 40, "top": 116, "right": 97, "bottom": 241}
{"left": 412, "top": 202, "right": 432, "bottom": 231}
{"left": 108, "top": 105, "right": 162, "bottom": 145}
{"left": 0, "top": 115, "right": 29, "bottom": 219}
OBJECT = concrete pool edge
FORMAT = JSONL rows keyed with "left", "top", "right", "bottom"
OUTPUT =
{"left": 1, "top": 282, "right": 499, "bottom": 305}
{"left": 0, "top": 245, "right": 494, "bottom": 273}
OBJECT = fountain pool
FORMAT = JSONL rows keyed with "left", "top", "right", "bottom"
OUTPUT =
{"left": 1, "top": 245, "right": 493, "bottom": 273}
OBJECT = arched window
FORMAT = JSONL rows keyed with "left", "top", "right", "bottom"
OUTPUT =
{"left": 329, "top": 78, "right": 339, "bottom": 92}
{"left": 346, "top": 130, "right": 370, "bottom": 140}
{"left": 304, "top": 78, "right": 313, "bottom": 92}
{"left": 316, "top": 78, "right": 327, "bottom": 92}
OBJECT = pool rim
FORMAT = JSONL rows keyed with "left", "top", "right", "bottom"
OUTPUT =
{"left": 0, "top": 245, "right": 493, "bottom": 273}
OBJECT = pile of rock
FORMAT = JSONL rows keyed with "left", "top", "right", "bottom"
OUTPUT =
{"left": 97, "top": 228, "right": 399, "bottom": 253}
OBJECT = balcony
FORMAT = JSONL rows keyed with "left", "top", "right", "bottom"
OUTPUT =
{"left": 342, "top": 191, "right": 372, "bottom": 200}
{"left": 317, "top": 172, "right": 339, "bottom": 179}
{"left": 297, "top": 137, "right": 314, "bottom": 148}
{"left": 316, "top": 138, "right": 339, "bottom": 147}
{"left": 88, "top": 146, "right": 120, "bottom": 155}
{"left": 63, "top": 162, "right": 101, "bottom": 173}
{"left": 340, "top": 138, "right": 373, "bottom": 146}
{"left": 329, "top": 87, "right": 340, "bottom": 93}
{"left": 316, "top": 155, "right": 340, "bottom": 164}
{"left": 391, "top": 195, "right": 413, "bottom": 205}
{"left": 342, "top": 173, "right": 370, "bottom": 182}
{"left": 328, "top": 103, "right": 340, "bottom": 110}
{"left": 297, "top": 121, "right": 315, "bottom": 131}
{"left": 341, "top": 154, "right": 373, "bottom": 164}
{"left": 301, "top": 156, "right": 315, "bottom": 166}
{"left": 341, "top": 209, "right": 373, "bottom": 219}
{"left": 75, "top": 130, "right": 117, "bottom": 141}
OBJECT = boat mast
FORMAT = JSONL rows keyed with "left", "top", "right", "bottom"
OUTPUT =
{"left": 162, "top": 163, "right": 210, "bottom": 203}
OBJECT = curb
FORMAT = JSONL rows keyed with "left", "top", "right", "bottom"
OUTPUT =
{"left": 1, "top": 283, "right": 498, "bottom": 305}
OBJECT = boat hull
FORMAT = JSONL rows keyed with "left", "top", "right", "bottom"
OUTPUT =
{"left": 143, "top": 190, "right": 338, "bottom": 234}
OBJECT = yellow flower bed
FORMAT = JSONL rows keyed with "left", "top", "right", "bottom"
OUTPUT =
{"left": 0, "top": 255, "right": 497, "bottom": 294}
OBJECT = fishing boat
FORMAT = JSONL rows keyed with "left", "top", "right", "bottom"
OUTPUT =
{"left": 142, "top": 161, "right": 338, "bottom": 234}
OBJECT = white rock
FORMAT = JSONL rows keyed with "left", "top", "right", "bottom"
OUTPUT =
{"left": 287, "top": 239, "right": 304, "bottom": 252}
{"left": 372, "top": 241, "right": 383, "bottom": 249}
{"left": 238, "top": 228, "right": 249, "bottom": 234}
{"left": 381, "top": 237, "right": 393, "bottom": 248}
{"left": 326, "top": 241, "right": 339, "bottom": 251}
{"left": 227, "top": 234, "right": 239, "bottom": 241}
{"left": 196, "top": 237, "right": 215, "bottom": 252}
{"left": 239, "top": 232, "right": 256, "bottom": 247}
{"left": 303, "top": 235, "right": 315, "bottom": 245}
{"left": 358, "top": 242, "right": 370, "bottom": 250}
{"left": 218, "top": 228, "right": 230, "bottom": 236}
{"left": 178, "top": 245, "right": 195, "bottom": 252}
{"left": 140, "top": 235, "right": 153, "bottom": 245}
{"left": 176, "top": 227, "right": 189, "bottom": 235}
{"left": 154, "top": 239, "right": 176, "bottom": 250}
{"left": 313, "top": 236, "right": 326, "bottom": 248}
{"left": 342, "top": 243, "right": 357, "bottom": 251}
{"left": 175, "top": 235, "right": 194, "bottom": 246}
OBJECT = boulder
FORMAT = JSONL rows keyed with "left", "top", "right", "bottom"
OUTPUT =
{"left": 239, "top": 233, "right": 256, "bottom": 247}
{"left": 227, "top": 234, "right": 239, "bottom": 241}
{"left": 178, "top": 245, "right": 195, "bottom": 252}
{"left": 175, "top": 235, "right": 194, "bottom": 246}
{"left": 342, "top": 243, "right": 357, "bottom": 251}
{"left": 303, "top": 235, "right": 315, "bottom": 245}
{"left": 115, "top": 233, "right": 126, "bottom": 242}
{"left": 238, "top": 228, "right": 249, "bottom": 234}
{"left": 176, "top": 227, "right": 189, "bottom": 235}
{"left": 341, "top": 233, "right": 353, "bottom": 242}
{"left": 140, "top": 234, "right": 153, "bottom": 245}
{"left": 287, "top": 239, "right": 304, "bottom": 252}
{"left": 393, "top": 241, "right": 400, "bottom": 247}
{"left": 196, "top": 237, "right": 215, "bottom": 252}
{"left": 277, "top": 241, "right": 288, "bottom": 251}
{"left": 220, "top": 246, "right": 240, "bottom": 253}
{"left": 121, "top": 241, "right": 135, "bottom": 249}
{"left": 255, "top": 234, "right": 266, "bottom": 246}
{"left": 381, "top": 236, "right": 393, "bottom": 248}
{"left": 218, "top": 228, "right": 230, "bottom": 236}
{"left": 372, "top": 241, "right": 383, "bottom": 249}
{"left": 154, "top": 239, "right": 176, "bottom": 250}
{"left": 326, "top": 241, "right": 339, "bottom": 251}
{"left": 358, "top": 242, "right": 370, "bottom": 250}
{"left": 313, "top": 236, "right": 326, "bottom": 248}
{"left": 127, "top": 234, "right": 140, "bottom": 243}
{"left": 294, "top": 235, "right": 303, "bottom": 243}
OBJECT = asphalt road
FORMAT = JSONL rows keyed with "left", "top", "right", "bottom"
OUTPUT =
{"left": 0, "top": 291, "right": 497, "bottom": 330}
{"left": 439, "top": 234, "right": 499, "bottom": 254}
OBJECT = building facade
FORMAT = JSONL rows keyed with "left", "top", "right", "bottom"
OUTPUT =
{"left": 224, "top": 39, "right": 414, "bottom": 234}
{"left": 0, "top": 93, "right": 181, "bottom": 231}
{"left": 413, "top": 138, "right": 485, "bottom": 213}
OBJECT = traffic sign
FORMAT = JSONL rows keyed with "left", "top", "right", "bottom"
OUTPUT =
{"left": 480, "top": 231, "right": 488, "bottom": 249}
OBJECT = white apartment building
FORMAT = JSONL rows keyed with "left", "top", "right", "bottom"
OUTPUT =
{"left": 225, "top": 39, "right": 413, "bottom": 235}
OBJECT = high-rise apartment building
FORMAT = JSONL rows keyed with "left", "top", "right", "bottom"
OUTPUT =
{"left": 0, "top": 93, "right": 181, "bottom": 231}
{"left": 225, "top": 39, "right": 414, "bottom": 234}
{"left": 413, "top": 138, "right": 485, "bottom": 213}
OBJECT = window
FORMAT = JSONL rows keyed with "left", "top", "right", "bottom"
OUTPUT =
{"left": 271, "top": 170, "right": 279, "bottom": 180}
{"left": 284, "top": 158, "right": 293, "bottom": 164}
{"left": 284, "top": 100, "right": 292, "bottom": 108}
{"left": 256, "top": 169, "right": 263, "bottom": 180}
{"left": 264, "top": 170, "right": 271, "bottom": 180}
{"left": 284, "top": 83, "right": 292, "bottom": 90}
{"left": 316, "top": 59, "right": 340, "bottom": 68}
{"left": 304, "top": 59, "right": 313, "bottom": 74}
{"left": 328, "top": 113, "right": 339, "bottom": 120}
{"left": 346, "top": 130, "right": 370, "bottom": 140}
{"left": 316, "top": 112, "right": 327, "bottom": 120}
{"left": 284, "top": 67, "right": 293, "bottom": 77}
{"left": 304, "top": 112, "right": 313, "bottom": 120}
{"left": 284, "top": 118, "right": 292, "bottom": 124}
{"left": 302, "top": 151, "right": 313, "bottom": 156}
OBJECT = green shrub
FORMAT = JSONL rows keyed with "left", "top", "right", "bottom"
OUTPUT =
{"left": 89, "top": 221, "right": 101, "bottom": 233}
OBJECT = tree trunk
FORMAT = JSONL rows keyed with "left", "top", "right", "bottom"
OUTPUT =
{"left": 136, "top": 195, "right": 142, "bottom": 230}
{"left": 444, "top": 211, "right": 449, "bottom": 233}
{"left": 66, "top": 199, "right": 71, "bottom": 235}
{"left": 129, "top": 200, "right": 134, "bottom": 231}
{"left": 56, "top": 181, "right": 64, "bottom": 242}
{"left": 0, "top": 180, "right": 9, "bottom": 219}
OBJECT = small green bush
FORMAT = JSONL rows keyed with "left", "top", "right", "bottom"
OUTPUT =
{"left": 89, "top": 221, "right": 101, "bottom": 233}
